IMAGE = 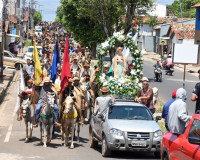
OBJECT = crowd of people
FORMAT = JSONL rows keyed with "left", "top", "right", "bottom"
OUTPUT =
{"left": 17, "top": 21, "right": 199, "bottom": 138}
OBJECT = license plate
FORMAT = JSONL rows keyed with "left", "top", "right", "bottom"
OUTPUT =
{"left": 131, "top": 141, "right": 147, "bottom": 147}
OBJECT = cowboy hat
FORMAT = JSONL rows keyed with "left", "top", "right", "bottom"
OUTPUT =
{"left": 43, "top": 77, "right": 52, "bottom": 83}
{"left": 73, "top": 77, "right": 80, "bottom": 81}
{"left": 27, "top": 79, "right": 33, "bottom": 84}
{"left": 141, "top": 77, "right": 149, "bottom": 82}
{"left": 83, "top": 63, "right": 90, "bottom": 67}
{"left": 101, "top": 87, "right": 109, "bottom": 93}
{"left": 68, "top": 78, "right": 74, "bottom": 83}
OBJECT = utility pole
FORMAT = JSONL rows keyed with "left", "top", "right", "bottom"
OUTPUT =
{"left": 27, "top": 2, "right": 30, "bottom": 40}
{"left": 0, "top": 0, "right": 8, "bottom": 81}
{"left": 179, "top": 0, "right": 185, "bottom": 39}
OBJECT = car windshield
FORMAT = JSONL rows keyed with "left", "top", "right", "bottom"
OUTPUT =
{"left": 28, "top": 48, "right": 41, "bottom": 52}
{"left": 28, "top": 48, "right": 33, "bottom": 52}
{"left": 108, "top": 105, "right": 153, "bottom": 120}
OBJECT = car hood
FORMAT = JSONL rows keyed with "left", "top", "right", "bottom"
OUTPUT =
{"left": 107, "top": 119, "right": 161, "bottom": 132}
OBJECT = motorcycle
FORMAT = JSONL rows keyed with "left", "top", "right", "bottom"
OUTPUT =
{"left": 166, "top": 65, "right": 174, "bottom": 76}
{"left": 154, "top": 68, "right": 162, "bottom": 82}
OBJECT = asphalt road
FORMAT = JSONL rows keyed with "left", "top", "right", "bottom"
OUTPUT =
{"left": 143, "top": 58, "right": 198, "bottom": 115}
{"left": 0, "top": 71, "right": 159, "bottom": 160}
{"left": 0, "top": 59, "right": 197, "bottom": 160}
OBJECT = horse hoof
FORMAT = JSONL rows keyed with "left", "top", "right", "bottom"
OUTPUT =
{"left": 70, "top": 145, "right": 74, "bottom": 149}
{"left": 25, "top": 138, "right": 29, "bottom": 143}
{"left": 64, "top": 144, "right": 66, "bottom": 147}
{"left": 43, "top": 144, "right": 47, "bottom": 148}
{"left": 61, "top": 138, "right": 64, "bottom": 141}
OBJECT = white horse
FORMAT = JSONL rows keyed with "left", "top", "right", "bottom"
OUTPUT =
{"left": 21, "top": 98, "right": 34, "bottom": 142}
{"left": 61, "top": 96, "right": 78, "bottom": 149}
{"left": 40, "top": 93, "right": 55, "bottom": 147}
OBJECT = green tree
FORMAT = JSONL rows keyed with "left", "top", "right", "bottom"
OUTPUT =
{"left": 60, "top": 0, "right": 153, "bottom": 59}
{"left": 145, "top": 15, "right": 158, "bottom": 35}
{"left": 58, "top": 1, "right": 106, "bottom": 58}
{"left": 168, "top": 0, "right": 199, "bottom": 18}
{"left": 55, "top": 17, "right": 60, "bottom": 23}
{"left": 33, "top": 11, "right": 42, "bottom": 25}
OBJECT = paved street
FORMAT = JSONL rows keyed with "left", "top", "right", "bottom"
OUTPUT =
{"left": 144, "top": 58, "right": 198, "bottom": 115}
{"left": 0, "top": 71, "right": 158, "bottom": 160}
{"left": 0, "top": 58, "right": 198, "bottom": 160}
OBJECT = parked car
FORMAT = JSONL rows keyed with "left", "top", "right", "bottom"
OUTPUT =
{"left": 3, "top": 50, "right": 26, "bottom": 70}
{"left": 161, "top": 114, "right": 200, "bottom": 160}
{"left": 89, "top": 100, "right": 162, "bottom": 158}
{"left": 24, "top": 46, "right": 42, "bottom": 61}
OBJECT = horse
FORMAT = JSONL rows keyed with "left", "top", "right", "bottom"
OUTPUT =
{"left": 61, "top": 96, "right": 79, "bottom": 149}
{"left": 40, "top": 93, "right": 55, "bottom": 147}
{"left": 21, "top": 98, "right": 34, "bottom": 142}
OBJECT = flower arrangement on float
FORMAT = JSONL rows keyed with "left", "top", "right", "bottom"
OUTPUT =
{"left": 96, "top": 32, "right": 144, "bottom": 99}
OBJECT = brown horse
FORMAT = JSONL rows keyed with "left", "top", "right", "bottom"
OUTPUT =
{"left": 61, "top": 96, "right": 79, "bottom": 148}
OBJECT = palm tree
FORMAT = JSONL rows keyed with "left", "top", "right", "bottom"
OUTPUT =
{"left": 145, "top": 15, "right": 159, "bottom": 36}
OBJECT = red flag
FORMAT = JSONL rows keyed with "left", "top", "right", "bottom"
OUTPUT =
{"left": 61, "top": 36, "right": 71, "bottom": 91}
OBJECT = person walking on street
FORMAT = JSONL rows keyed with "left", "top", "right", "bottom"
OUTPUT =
{"left": 162, "top": 89, "right": 177, "bottom": 131}
{"left": 94, "top": 87, "right": 116, "bottom": 116}
{"left": 168, "top": 88, "right": 192, "bottom": 135}
{"left": 191, "top": 69, "right": 200, "bottom": 114}
{"left": 135, "top": 77, "right": 155, "bottom": 114}
{"left": 23, "top": 59, "right": 34, "bottom": 78}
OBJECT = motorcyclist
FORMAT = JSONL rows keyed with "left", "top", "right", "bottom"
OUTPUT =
{"left": 153, "top": 60, "right": 162, "bottom": 81}
{"left": 165, "top": 54, "right": 173, "bottom": 70}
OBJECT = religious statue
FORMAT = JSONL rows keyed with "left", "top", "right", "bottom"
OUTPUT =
{"left": 112, "top": 47, "right": 126, "bottom": 79}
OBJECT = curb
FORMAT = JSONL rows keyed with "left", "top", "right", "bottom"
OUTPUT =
{"left": 0, "top": 70, "right": 16, "bottom": 104}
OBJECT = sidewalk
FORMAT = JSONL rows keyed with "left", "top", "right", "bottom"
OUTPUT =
{"left": 144, "top": 52, "right": 200, "bottom": 77}
{"left": 0, "top": 69, "right": 16, "bottom": 104}
{"left": 0, "top": 46, "right": 27, "bottom": 104}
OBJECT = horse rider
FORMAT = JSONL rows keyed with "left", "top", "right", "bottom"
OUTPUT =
{"left": 80, "top": 73, "right": 95, "bottom": 121}
{"left": 70, "top": 57, "right": 81, "bottom": 77}
{"left": 17, "top": 79, "right": 33, "bottom": 121}
{"left": 59, "top": 78, "right": 83, "bottom": 125}
{"left": 94, "top": 87, "right": 116, "bottom": 116}
{"left": 33, "top": 77, "right": 61, "bottom": 127}
{"left": 73, "top": 77, "right": 85, "bottom": 124}
{"left": 79, "top": 63, "right": 93, "bottom": 80}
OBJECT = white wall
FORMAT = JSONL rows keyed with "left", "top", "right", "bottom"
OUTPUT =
{"left": 0, "top": 0, "right": 3, "bottom": 21}
{"left": 148, "top": 3, "right": 167, "bottom": 17}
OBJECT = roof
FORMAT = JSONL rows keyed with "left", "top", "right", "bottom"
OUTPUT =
{"left": 143, "top": 16, "right": 193, "bottom": 24}
{"left": 169, "top": 23, "right": 195, "bottom": 40}
{"left": 23, "top": 8, "right": 29, "bottom": 22}
{"left": 9, "top": 16, "right": 17, "bottom": 24}
{"left": 191, "top": 4, "right": 200, "bottom": 8}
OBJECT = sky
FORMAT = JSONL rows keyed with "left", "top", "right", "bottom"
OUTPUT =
{"left": 36, "top": 0, "right": 175, "bottom": 22}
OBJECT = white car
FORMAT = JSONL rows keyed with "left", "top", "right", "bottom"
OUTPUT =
{"left": 35, "top": 29, "right": 43, "bottom": 37}
{"left": 24, "top": 46, "right": 42, "bottom": 61}
{"left": 3, "top": 50, "right": 26, "bottom": 69}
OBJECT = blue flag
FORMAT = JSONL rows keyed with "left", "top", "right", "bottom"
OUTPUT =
{"left": 51, "top": 42, "right": 60, "bottom": 83}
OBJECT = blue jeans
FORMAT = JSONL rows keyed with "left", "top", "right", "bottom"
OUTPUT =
{"left": 35, "top": 102, "right": 59, "bottom": 124}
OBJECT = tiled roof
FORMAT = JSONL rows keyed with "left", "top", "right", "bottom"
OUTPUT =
{"left": 9, "top": 16, "right": 17, "bottom": 24}
{"left": 143, "top": 16, "right": 193, "bottom": 24}
{"left": 24, "top": 8, "right": 29, "bottom": 22}
{"left": 171, "top": 24, "right": 195, "bottom": 40}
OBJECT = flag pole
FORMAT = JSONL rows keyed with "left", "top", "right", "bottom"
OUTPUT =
{"left": 33, "top": 36, "right": 36, "bottom": 125}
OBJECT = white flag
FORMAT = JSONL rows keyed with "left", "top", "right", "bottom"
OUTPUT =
{"left": 20, "top": 67, "right": 25, "bottom": 93}
{"left": 133, "top": 32, "right": 138, "bottom": 42}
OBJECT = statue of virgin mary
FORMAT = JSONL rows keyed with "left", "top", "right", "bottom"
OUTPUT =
{"left": 111, "top": 47, "right": 126, "bottom": 79}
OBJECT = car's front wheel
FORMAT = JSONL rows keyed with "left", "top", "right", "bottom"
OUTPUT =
{"left": 102, "top": 136, "right": 111, "bottom": 157}
{"left": 89, "top": 127, "right": 98, "bottom": 148}
{"left": 154, "top": 151, "right": 161, "bottom": 158}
